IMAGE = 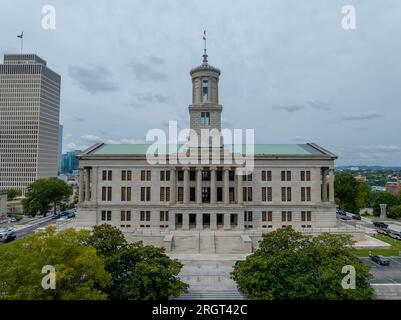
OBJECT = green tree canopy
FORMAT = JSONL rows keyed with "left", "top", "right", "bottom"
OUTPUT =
{"left": 6, "top": 188, "right": 21, "bottom": 200}
{"left": 0, "top": 227, "right": 111, "bottom": 300}
{"left": 372, "top": 192, "right": 400, "bottom": 216}
{"left": 334, "top": 172, "right": 359, "bottom": 212}
{"left": 231, "top": 228, "right": 374, "bottom": 300}
{"left": 88, "top": 224, "right": 188, "bottom": 300}
{"left": 22, "top": 177, "right": 73, "bottom": 217}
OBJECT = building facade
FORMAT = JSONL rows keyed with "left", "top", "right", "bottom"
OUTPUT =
{"left": 77, "top": 51, "right": 337, "bottom": 232}
{"left": 0, "top": 191, "right": 6, "bottom": 220}
{"left": 61, "top": 150, "right": 81, "bottom": 174}
{"left": 0, "top": 54, "right": 61, "bottom": 194}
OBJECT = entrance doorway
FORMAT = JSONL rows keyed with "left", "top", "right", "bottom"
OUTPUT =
{"left": 217, "top": 214, "right": 224, "bottom": 229}
{"left": 189, "top": 214, "right": 196, "bottom": 229}
{"left": 231, "top": 214, "right": 238, "bottom": 228}
{"left": 175, "top": 214, "right": 183, "bottom": 229}
{"left": 203, "top": 214, "right": 210, "bottom": 229}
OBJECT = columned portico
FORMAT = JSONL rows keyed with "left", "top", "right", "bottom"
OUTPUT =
{"left": 210, "top": 167, "right": 217, "bottom": 204}
{"left": 236, "top": 168, "right": 243, "bottom": 205}
{"left": 183, "top": 167, "right": 189, "bottom": 204}
{"left": 328, "top": 168, "right": 335, "bottom": 202}
{"left": 223, "top": 168, "right": 230, "bottom": 205}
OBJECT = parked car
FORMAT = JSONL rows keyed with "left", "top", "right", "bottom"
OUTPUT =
{"left": 377, "top": 228, "right": 390, "bottom": 235}
{"left": 67, "top": 211, "right": 76, "bottom": 219}
{"left": 0, "top": 231, "right": 16, "bottom": 243}
{"left": 389, "top": 232, "right": 401, "bottom": 241}
{"left": 373, "top": 221, "right": 388, "bottom": 229}
{"left": 10, "top": 217, "right": 17, "bottom": 223}
{"left": 340, "top": 215, "right": 352, "bottom": 221}
{"left": 336, "top": 209, "right": 346, "bottom": 216}
{"left": 0, "top": 220, "right": 7, "bottom": 225}
{"left": 51, "top": 213, "right": 61, "bottom": 220}
{"left": 352, "top": 215, "right": 361, "bottom": 220}
{"left": 370, "top": 254, "right": 390, "bottom": 266}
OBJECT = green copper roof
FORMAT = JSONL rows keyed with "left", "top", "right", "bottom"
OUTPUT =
{"left": 89, "top": 143, "right": 326, "bottom": 156}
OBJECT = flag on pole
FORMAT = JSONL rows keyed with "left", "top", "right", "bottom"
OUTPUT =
{"left": 17, "top": 32, "right": 23, "bottom": 39}
{"left": 203, "top": 30, "right": 206, "bottom": 40}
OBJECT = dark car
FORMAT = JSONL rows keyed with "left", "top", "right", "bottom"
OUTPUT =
{"left": 352, "top": 215, "right": 361, "bottom": 220}
{"left": 51, "top": 213, "right": 61, "bottom": 219}
{"left": 60, "top": 211, "right": 69, "bottom": 217}
{"left": 340, "top": 215, "right": 352, "bottom": 221}
{"left": 0, "top": 231, "right": 16, "bottom": 243}
{"left": 67, "top": 211, "right": 76, "bottom": 219}
{"left": 336, "top": 209, "right": 346, "bottom": 216}
{"left": 389, "top": 232, "right": 401, "bottom": 241}
{"left": 370, "top": 254, "right": 390, "bottom": 266}
{"left": 377, "top": 228, "right": 390, "bottom": 235}
{"left": 373, "top": 221, "right": 388, "bottom": 229}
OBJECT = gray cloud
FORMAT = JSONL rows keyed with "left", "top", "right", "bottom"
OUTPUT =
{"left": 68, "top": 65, "right": 119, "bottom": 94}
{"left": 130, "top": 61, "right": 168, "bottom": 82}
{"left": 342, "top": 112, "right": 384, "bottom": 121}
{"left": 308, "top": 100, "right": 331, "bottom": 111}
{"left": 72, "top": 116, "right": 85, "bottom": 122}
{"left": 273, "top": 105, "right": 305, "bottom": 113}
{"left": 148, "top": 56, "right": 164, "bottom": 65}
{"left": 135, "top": 93, "right": 171, "bottom": 104}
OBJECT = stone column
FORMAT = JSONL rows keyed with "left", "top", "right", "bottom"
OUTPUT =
{"left": 78, "top": 169, "right": 85, "bottom": 203}
{"left": 236, "top": 168, "right": 243, "bottom": 205}
{"left": 182, "top": 213, "right": 189, "bottom": 230}
{"left": 183, "top": 167, "right": 189, "bottom": 204}
{"left": 210, "top": 213, "right": 217, "bottom": 230}
{"left": 322, "top": 168, "right": 328, "bottom": 202}
{"left": 196, "top": 167, "right": 202, "bottom": 204}
{"left": 224, "top": 168, "right": 230, "bottom": 205}
{"left": 85, "top": 167, "right": 91, "bottom": 201}
{"left": 380, "top": 204, "right": 387, "bottom": 219}
{"left": 92, "top": 167, "right": 98, "bottom": 203}
{"left": 210, "top": 167, "right": 217, "bottom": 204}
{"left": 237, "top": 212, "right": 245, "bottom": 230}
{"left": 170, "top": 168, "right": 176, "bottom": 205}
{"left": 328, "top": 168, "right": 335, "bottom": 202}
{"left": 169, "top": 212, "right": 176, "bottom": 230}
{"left": 224, "top": 213, "right": 231, "bottom": 230}
{"left": 196, "top": 213, "right": 203, "bottom": 230}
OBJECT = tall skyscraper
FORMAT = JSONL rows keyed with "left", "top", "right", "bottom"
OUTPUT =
{"left": 0, "top": 54, "right": 61, "bottom": 195}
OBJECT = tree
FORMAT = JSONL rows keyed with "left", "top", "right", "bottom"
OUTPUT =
{"left": 231, "top": 228, "right": 374, "bottom": 300}
{"left": 6, "top": 188, "right": 20, "bottom": 200}
{"left": 355, "top": 181, "right": 370, "bottom": 214}
{"left": 88, "top": 224, "right": 188, "bottom": 299}
{"left": 22, "top": 177, "right": 73, "bottom": 217}
{"left": 372, "top": 192, "right": 400, "bottom": 216}
{"left": 334, "top": 172, "right": 359, "bottom": 213}
{"left": 0, "top": 227, "right": 112, "bottom": 300}
{"left": 389, "top": 205, "right": 401, "bottom": 219}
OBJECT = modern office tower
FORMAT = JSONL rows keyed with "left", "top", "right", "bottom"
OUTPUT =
{"left": 58, "top": 124, "right": 63, "bottom": 173}
{"left": 0, "top": 54, "right": 61, "bottom": 195}
{"left": 61, "top": 150, "right": 81, "bottom": 174}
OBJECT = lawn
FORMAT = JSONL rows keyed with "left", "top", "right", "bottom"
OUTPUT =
{"left": 7, "top": 200, "right": 22, "bottom": 207}
{"left": 355, "top": 234, "right": 401, "bottom": 257}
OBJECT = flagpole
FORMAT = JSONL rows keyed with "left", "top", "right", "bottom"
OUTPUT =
{"left": 21, "top": 32, "right": 23, "bottom": 54}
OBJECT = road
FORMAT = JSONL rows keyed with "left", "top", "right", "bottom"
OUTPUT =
{"left": 361, "top": 257, "right": 401, "bottom": 299}
{"left": 14, "top": 217, "right": 56, "bottom": 238}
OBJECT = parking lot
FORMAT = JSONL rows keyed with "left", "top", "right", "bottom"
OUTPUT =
{"left": 361, "top": 257, "right": 401, "bottom": 299}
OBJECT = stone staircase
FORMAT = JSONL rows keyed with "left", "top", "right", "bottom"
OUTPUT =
{"left": 174, "top": 289, "right": 245, "bottom": 300}
{"left": 173, "top": 234, "right": 199, "bottom": 252}
{"left": 215, "top": 235, "right": 245, "bottom": 254}
{"left": 199, "top": 233, "right": 216, "bottom": 253}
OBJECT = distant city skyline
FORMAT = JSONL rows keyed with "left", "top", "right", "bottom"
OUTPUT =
{"left": 1, "top": 1, "right": 400, "bottom": 165}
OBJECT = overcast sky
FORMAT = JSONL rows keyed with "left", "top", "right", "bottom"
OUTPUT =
{"left": 1, "top": 0, "right": 400, "bottom": 166}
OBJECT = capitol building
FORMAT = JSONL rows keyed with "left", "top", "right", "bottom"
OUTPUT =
{"left": 76, "top": 49, "right": 337, "bottom": 236}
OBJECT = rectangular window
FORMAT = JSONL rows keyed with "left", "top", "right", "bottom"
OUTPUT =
{"left": 248, "top": 187, "right": 252, "bottom": 201}
{"left": 301, "top": 211, "right": 306, "bottom": 222}
{"left": 140, "top": 211, "right": 145, "bottom": 221}
{"left": 243, "top": 187, "right": 247, "bottom": 202}
{"left": 160, "top": 187, "right": 165, "bottom": 201}
{"left": 160, "top": 170, "right": 165, "bottom": 181}
{"left": 201, "top": 111, "right": 210, "bottom": 125}
{"left": 146, "top": 187, "right": 151, "bottom": 201}
{"left": 102, "top": 187, "right": 106, "bottom": 201}
{"left": 166, "top": 170, "right": 170, "bottom": 181}
{"left": 127, "top": 187, "right": 131, "bottom": 201}
{"left": 102, "top": 170, "right": 112, "bottom": 181}
{"left": 177, "top": 170, "right": 184, "bottom": 181}
{"left": 307, "top": 211, "right": 312, "bottom": 222}
{"left": 160, "top": 211, "right": 165, "bottom": 222}
{"left": 262, "top": 187, "right": 266, "bottom": 202}
{"left": 217, "top": 187, "right": 223, "bottom": 202}
{"left": 301, "top": 187, "right": 306, "bottom": 201}
{"left": 262, "top": 211, "right": 267, "bottom": 222}
{"left": 267, "top": 170, "right": 272, "bottom": 181}
{"left": 121, "top": 210, "right": 126, "bottom": 221}
{"left": 301, "top": 171, "right": 305, "bottom": 181}
{"left": 281, "top": 187, "right": 286, "bottom": 201}
{"left": 106, "top": 187, "right": 112, "bottom": 201}
{"left": 121, "top": 187, "right": 126, "bottom": 201}
{"left": 267, "top": 187, "right": 272, "bottom": 202}
{"left": 127, "top": 211, "right": 131, "bottom": 221}
{"left": 229, "top": 187, "right": 235, "bottom": 202}
{"left": 202, "top": 170, "right": 210, "bottom": 181}
{"left": 202, "top": 79, "right": 209, "bottom": 103}
{"left": 166, "top": 187, "right": 170, "bottom": 202}
{"left": 282, "top": 211, "right": 286, "bottom": 222}
{"left": 127, "top": 170, "right": 132, "bottom": 181}
{"left": 307, "top": 187, "right": 311, "bottom": 201}
{"left": 261, "top": 171, "right": 266, "bottom": 181}
{"left": 217, "top": 170, "right": 223, "bottom": 181}
{"left": 146, "top": 211, "right": 151, "bottom": 221}
{"left": 306, "top": 170, "right": 311, "bottom": 181}
{"left": 147, "top": 170, "right": 151, "bottom": 181}
{"left": 107, "top": 211, "right": 111, "bottom": 221}
{"left": 101, "top": 211, "right": 106, "bottom": 221}
{"left": 108, "top": 171, "right": 112, "bottom": 181}
{"left": 287, "top": 171, "right": 291, "bottom": 181}
{"left": 178, "top": 187, "right": 183, "bottom": 202}
{"left": 141, "top": 170, "right": 146, "bottom": 181}
{"left": 122, "top": 170, "right": 126, "bottom": 181}
{"left": 229, "top": 170, "right": 235, "bottom": 181}
{"left": 268, "top": 211, "right": 273, "bottom": 222}
{"left": 141, "top": 187, "right": 145, "bottom": 201}
{"left": 281, "top": 170, "right": 286, "bottom": 181}
{"left": 287, "top": 187, "right": 291, "bottom": 202}
{"left": 102, "top": 170, "right": 107, "bottom": 181}
{"left": 247, "top": 173, "right": 253, "bottom": 181}
{"left": 244, "top": 211, "right": 253, "bottom": 222}
{"left": 190, "top": 187, "right": 196, "bottom": 202}
{"left": 190, "top": 170, "right": 196, "bottom": 181}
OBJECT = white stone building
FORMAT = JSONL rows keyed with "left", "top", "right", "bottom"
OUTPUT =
{"left": 77, "top": 51, "right": 337, "bottom": 232}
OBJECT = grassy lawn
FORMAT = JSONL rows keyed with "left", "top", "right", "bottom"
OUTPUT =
{"left": 7, "top": 200, "right": 22, "bottom": 207}
{"left": 355, "top": 234, "right": 401, "bottom": 257}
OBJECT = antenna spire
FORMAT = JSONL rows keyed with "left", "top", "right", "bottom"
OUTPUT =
{"left": 202, "top": 30, "right": 208, "bottom": 64}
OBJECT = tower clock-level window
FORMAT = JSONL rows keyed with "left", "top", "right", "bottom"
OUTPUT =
{"left": 201, "top": 112, "right": 210, "bottom": 126}
{"left": 202, "top": 78, "right": 209, "bottom": 102}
